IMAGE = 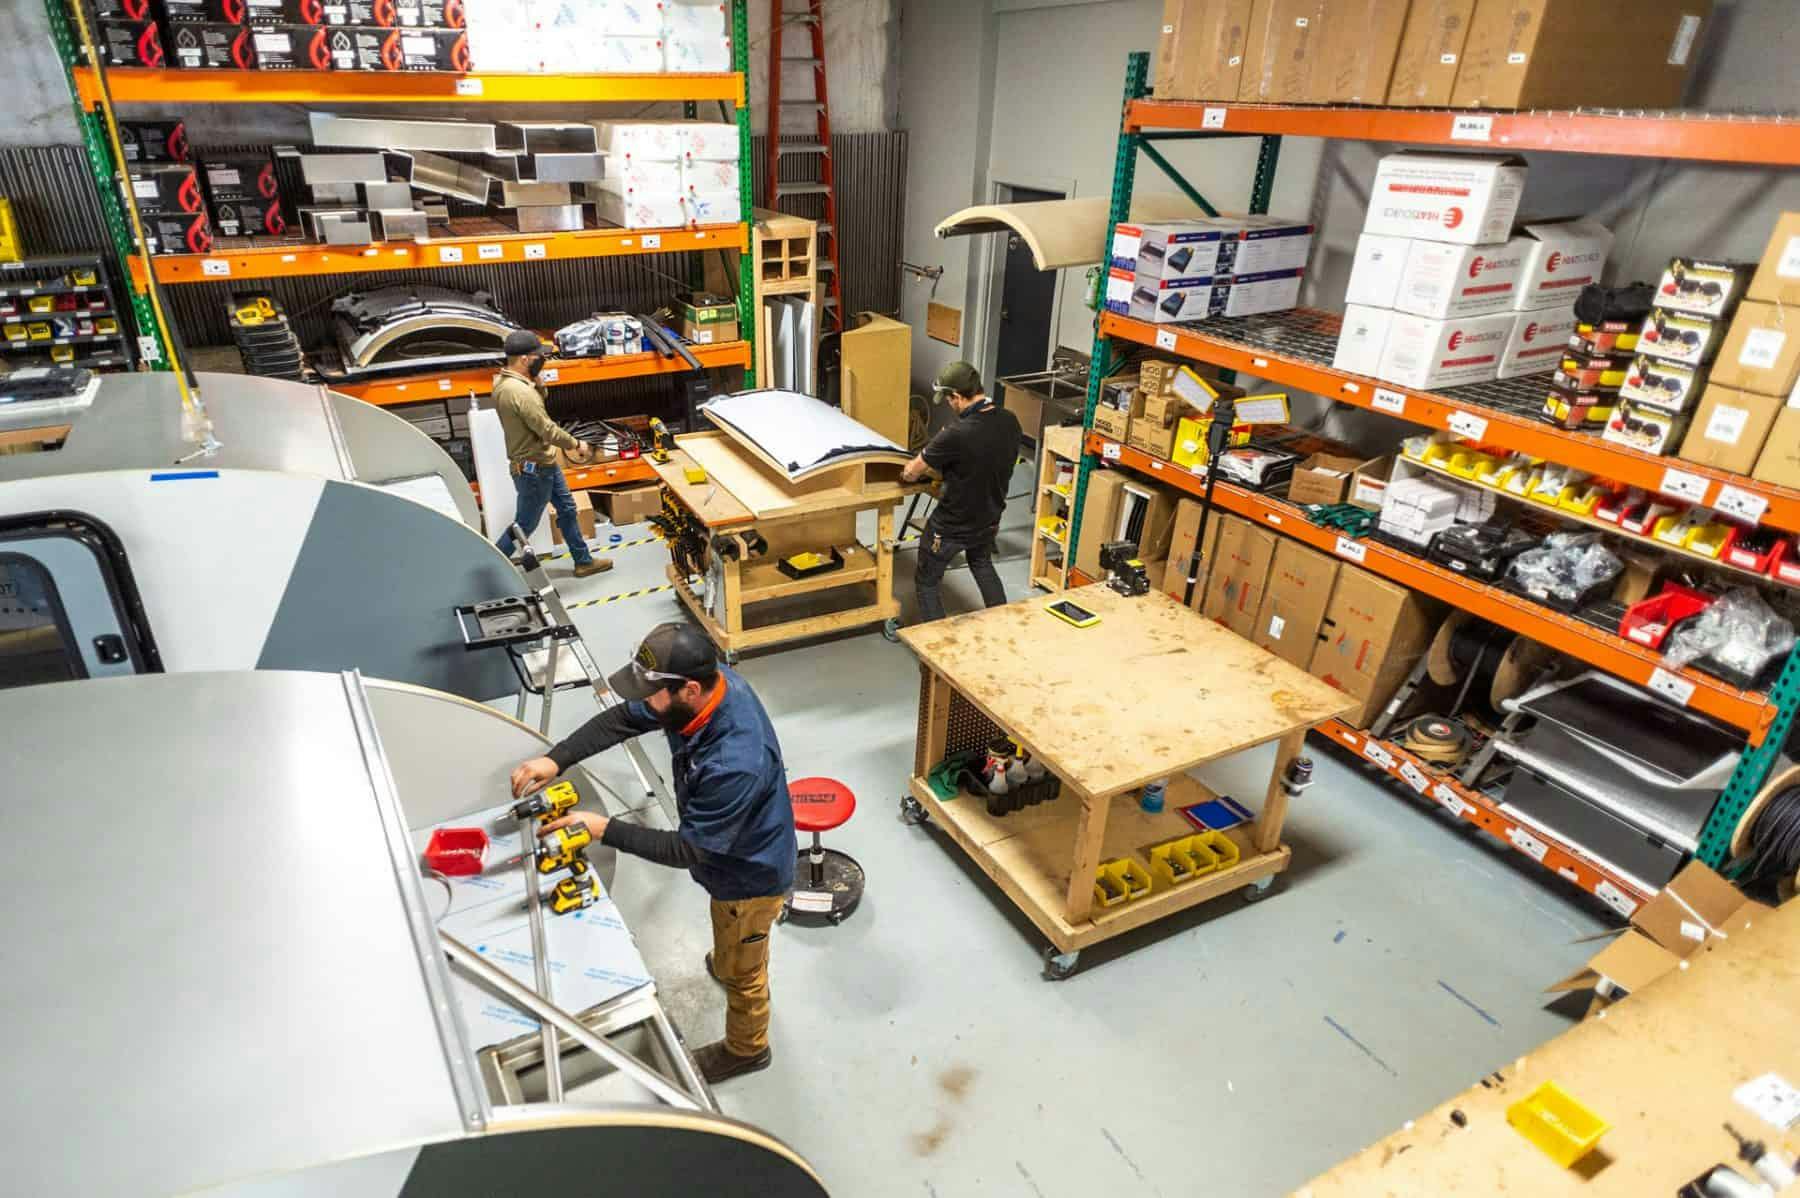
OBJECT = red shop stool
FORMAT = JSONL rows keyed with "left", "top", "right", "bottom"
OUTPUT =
{"left": 785, "top": 777, "right": 864, "bottom": 925}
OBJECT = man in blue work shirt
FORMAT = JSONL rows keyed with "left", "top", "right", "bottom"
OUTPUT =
{"left": 510, "top": 622, "right": 794, "bottom": 1084}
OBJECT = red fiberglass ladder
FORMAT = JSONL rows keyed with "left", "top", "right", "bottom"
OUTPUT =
{"left": 764, "top": 0, "right": 843, "bottom": 333}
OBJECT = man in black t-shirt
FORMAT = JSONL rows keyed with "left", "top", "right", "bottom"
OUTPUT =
{"left": 900, "top": 360, "right": 1021, "bottom": 622}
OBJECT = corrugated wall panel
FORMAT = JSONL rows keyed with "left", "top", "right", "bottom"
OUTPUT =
{"left": 751, "top": 130, "right": 906, "bottom": 318}
{"left": 0, "top": 145, "right": 111, "bottom": 257}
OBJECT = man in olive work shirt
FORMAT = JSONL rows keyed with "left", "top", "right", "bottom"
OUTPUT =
{"left": 901, "top": 359, "right": 1021, "bottom": 622}
{"left": 510, "top": 622, "right": 794, "bottom": 1084}
{"left": 492, "top": 329, "right": 611, "bottom": 577}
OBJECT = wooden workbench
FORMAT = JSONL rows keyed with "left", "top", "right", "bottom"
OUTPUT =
{"left": 897, "top": 584, "right": 1354, "bottom": 974}
{"left": 1301, "top": 895, "right": 1800, "bottom": 1196}
{"left": 649, "top": 429, "right": 923, "bottom": 660}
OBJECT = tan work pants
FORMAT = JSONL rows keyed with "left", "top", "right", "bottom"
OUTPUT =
{"left": 709, "top": 895, "right": 785, "bottom": 1056}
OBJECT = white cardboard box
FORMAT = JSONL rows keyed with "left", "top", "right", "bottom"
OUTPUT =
{"left": 1103, "top": 267, "right": 1136, "bottom": 316}
{"left": 683, "top": 158, "right": 740, "bottom": 193}
{"left": 593, "top": 0, "right": 664, "bottom": 38}
{"left": 1110, "top": 224, "right": 1145, "bottom": 271}
{"left": 664, "top": 33, "right": 731, "bottom": 72}
{"left": 1498, "top": 307, "right": 1579, "bottom": 380}
{"left": 592, "top": 188, "right": 685, "bottom": 229}
{"left": 678, "top": 122, "right": 740, "bottom": 161}
{"left": 1223, "top": 215, "right": 1315, "bottom": 274}
{"left": 1198, "top": 270, "right": 1305, "bottom": 321}
{"left": 682, "top": 188, "right": 739, "bottom": 224}
{"left": 1333, "top": 303, "right": 1399, "bottom": 378}
{"left": 1396, "top": 236, "right": 1532, "bottom": 319}
{"left": 1126, "top": 273, "right": 1216, "bottom": 323}
{"left": 593, "top": 158, "right": 683, "bottom": 194}
{"left": 1345, "top": 233, "right": 1411, "bottom": 308}
{"left": 1135, "top": 220, "right": 1232, "bottom": 281}
{"left": 661, "top": 0, "right": 727, "bottom": 37}
{"left": 1362, "top": 151, "right": 1528, "bottom": 247}
{"left": 1378, "top": 311, "right": 1516, "bottom": 389}
{"left": 1514, "top": 218, "right": 1615, "bottom": 311}
{"left": 589, "top": 36, "right": 667, "bottom": 73}
{"left": 591, "top": 120, "right": 685, "bottom": 161}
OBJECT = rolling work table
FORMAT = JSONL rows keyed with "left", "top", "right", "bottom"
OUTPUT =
{"left": 898, "top": 584, "right": 1354, "bottom": 977}
{"left": 648, "top": 427, "right": 925, "bottom": 661}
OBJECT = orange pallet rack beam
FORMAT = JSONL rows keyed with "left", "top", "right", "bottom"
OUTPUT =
{"left": 1100, "top": 310, "right": 1800, "bottom": 535}
{"left": 332, "top": 340, "right": 752, "bottom": 407}
{"left": 73, "top": 67, "right": 744, "bottom": 107}
{"left": 1126, "top": 101, "right": 1800, "bottom": 168}
{"left": 1084, "top": 432, "right": 1776, "bottom": 742}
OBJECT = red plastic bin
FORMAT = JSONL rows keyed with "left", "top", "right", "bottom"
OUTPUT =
{"left": 424, "top": 826, "right": 489, "bottom": 876}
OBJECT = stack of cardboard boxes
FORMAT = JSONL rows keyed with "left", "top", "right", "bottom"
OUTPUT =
{"left": 1092, "top": 360, "right": 1253, "bottom": 470}
{"left": 1154, "top": 0, "right": 1711, "bottom": 111}
{"left": 124, "top": 121, "right": 291, "bottom": 253}
{"left": 1334, "top": 151, "right": 1614, "bottom": 395}
{"left": 1106, "top": 216, "right": 1313, "bottom": 326}
{"left": 96, "top": 0, "right": 471, "bottom": 71}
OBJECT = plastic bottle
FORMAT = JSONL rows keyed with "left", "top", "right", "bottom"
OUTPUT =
{"left": 1140, "top": 778, "right": 1168, "bottom": 814}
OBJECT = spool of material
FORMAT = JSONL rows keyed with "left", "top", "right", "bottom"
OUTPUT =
{"left": 1426, "top": 613, "right": 1552, "bottom": 714}
{"left": 1733, "top": 763, "right": 1800, "bottom": 893}
{"left": 1401, "top": 715, "right": 1472, "bottom": 767}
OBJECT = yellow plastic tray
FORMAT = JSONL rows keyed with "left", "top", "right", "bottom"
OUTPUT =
{"left": 1507, "top": 1080, "right": 1609, "bottom": 1168}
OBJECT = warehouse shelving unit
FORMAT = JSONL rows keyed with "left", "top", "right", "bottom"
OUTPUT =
{"left": 1067, "top": 52, "right": 1800, "bottom": 908}
{"left": 51, "top": 0, "right": 760, "bottom": 453}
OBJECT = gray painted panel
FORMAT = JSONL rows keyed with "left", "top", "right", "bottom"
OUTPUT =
{"left": 258, "top": 479, "right": 518, "bottom": 702}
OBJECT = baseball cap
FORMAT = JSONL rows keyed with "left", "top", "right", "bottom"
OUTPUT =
{"left": 503, "top": 329, "right": 543, "bottom": 356}
{"left": 934, "top": 360, "right": 982, "bottom": 398}
{"left": 607, "top": 622, "right": 720, "bottom": 701}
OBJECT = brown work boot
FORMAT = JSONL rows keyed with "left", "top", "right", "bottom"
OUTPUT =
{"left": 693, "top": 1040, "right": 771, "bottom": 1084}
{"left": 573, "top": 558, "right": 614, "bottom": 578}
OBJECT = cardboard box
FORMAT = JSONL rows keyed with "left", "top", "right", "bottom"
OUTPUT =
{"left": 1128, "top": 418, "right": 1178, "bottom": 460}
{"left": 550, "top": 487, "right": 598, "bottom": 546}
{"left": 1547, "top": 861, "right": 1766, "bottom": 1016}
{"left": 1748, "top": 211, "right": 1800, "bottom": 307}
{"left": 1150, "top": 269, "right": 1302, "bottom": 322}
{"left": 1653, "top": 257, "right": 1756, "bottom": 320}
{"left": 1498, "top": 307, "right": 1578, "bottom": 380}
{"left": 129, "top": 165, "right": 205, "bottom": 217}
{"left": 248, "top": 25, "right": 337, "bottom": 70}
{"left": 1287, "top": 453, "right": 1366, "bottom": 506}
{"left": 1378, "top": 311, "right": 1515, "bottom": 389}
{"left": 168, "top": 22, "right": 257, "bottom": 69}
{"left": 1332, "top": 303, "right": 1398, "bottom": 378}
{"left": 1620, "top": 353, "right": 1706, "bottom": 413}
{"left": 1139, "top": 359, "right": 1181, "bottom": 397}
{"left": 1135, "top": 220, "right": 1233, "bottom": 281}
{"left": 1362, "top": 152, "right": 1527, "bottom": 248}
{"left": 1310, "top": 0, "right": 1408, "bottom": 103}
{"left": 1386, "top": 0, "right": 1478, "bottom": 106}
{"left": 1344, "top": 233, "right": 1410, "bottom": 309}
{"left": 119, "top": 120, "right": 189, "bottom": 165}
{"left": 1204, "top": 517, "right": 1278, "bottom": 639}
{"left": 1092, "top": 404, "right": 1131, "bottom": 441}
{"left": 1513, "top": 219, "right": 1614, "bottom": 311}
{"left": 1753, "top": 407, "right": 1800, "bottom": 488}
{"left": 679, "top": 297, "right": 740, "bottom": 346}
{"left": 1156, "top": 0, "right": 1255, "bottom": 101}
{"left": 1160, "top": 498, "right": 1223, "bottom": 607}
{"left": 1075, "top": 468, "right": 1128, "bottom": 579}
{"left": 1308, "top": 567, "right": 1440, "bottom": 728}
{"left": 1348, "top": 456, "right": 1394, "bottom": 511}
{"left": 601, "top": 483, "right": 661, "bottom": 527}
{"left": 1237, "top": 0, "right": 1327, "bottom": 102}
{"left": 98, "top": 18, "right": 165, "bottom": 67}
{"left": 1602, "top": 396, "right": 1687, "bottom": 456}
{"left": 211, "top": 197, "right": 288, "bottom": 238}
{"left": 1253, "top": 540, "right": 1341, "bottom": 668}
{"left": 1219, "top": 215, "right": 1315, "bottom": 275}
{"left": 1638, "top": 307, "right": 1728, "bottom": 368}
{"left": 1141, "top": 390, "right": 1189, "bottom": 427}
{"left": 1396, "top": 235, "right": 1532, "bottom": 319}
{"left": 200, "top": 156, "right": 280, "bottom": 207}
{"left": 1453, "top": 0, "right": 1713, "bottom": 111}
{"left": 142, "top": 211, "right": 214, "bottom": 256}
{"left": 1678, "top": 386, "right": 1781, "bottom": 475}
{"left": 1711, "top": 301, "right": 1800, "bottom": 398}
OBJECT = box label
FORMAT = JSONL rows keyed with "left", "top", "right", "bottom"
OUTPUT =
{"left": 1440, "top": 53, "right": 1457, "bottom": 65}
{"left": 1594, "top": 880, "right": 1638, "bottom": 919}
{"left": 1658, "top": 467, "right": 1710, "bottom": 503}
{"left": 1267, "top": 614, "right": 1285, "bottom": 639}
{"left": 1507, "top": 52, "right": 1527, "bottom": 64}
{"left": 1705, "top": 402, "right": 1750, "bottom": 445}
{"left": 1779, "top": 236, "right": 1800, "bottom": 280}
{"left": 1741, "top": 327, "right": 1787, "bottom": 370}
{"left": 1507, "top": 825, "right": 1548, "bottom": 862}
{"left": 1334, "top": 535, "right": 1366, "bottom": 564}
{"left": 1447, "top": 411, "right": 1487, "bottom": 439}
{"left": 1648, "top": 667, "right": 1696, "bottom": 707}
{"left": 1668, "top": 14, "right": 1701, "bottom": 65}
{"left": 1433, "top": 783, "right": 1470, "bottom": 817}
{"left": 1398, "top": 760, "right": 1431, "bottom": 794}
{"left": 1372, "top": 387, "right": 1407, "bottom": 415}
{"left": 1715, "top": 484, "right": 1768, "bottom": 525}
{"left": 1451, "top": 115, "right": 1493, "bottom": 143}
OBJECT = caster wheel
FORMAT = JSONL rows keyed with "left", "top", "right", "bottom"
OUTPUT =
{"left": 828, "top": 911, "right": 844, "bottom": 926}
{"left": 899, "top": 794, "right": 929, "bottom": 826}
{"left": 776, "top": 907, "right": 789, "bottom": 924}
{"left": 1243, "top": 878, "right": 1275, "bottom": 904}
{"left": 881, "top": 617, "right": 901, "bottom": 643}
{"left": 724, "top": 650, "right": 740, "bottom": 666}
{"left": 1042, "top": 948, "right": 1079, "bottom": 981}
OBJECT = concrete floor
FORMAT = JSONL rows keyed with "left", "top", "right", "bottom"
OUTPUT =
{"left": 517, "top": 461, "right": 1610, "bottom": 1197}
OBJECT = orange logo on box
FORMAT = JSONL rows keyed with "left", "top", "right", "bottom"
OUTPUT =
{"left": 1547, "top": 251, "right": 1564, "bottom": 274}
{"left": 1449, "top": 330, "right": 1465, "bottom": 350}
{"left": 1522, "top": 322, "right": 1540, "bottom": 342}
{"left": 1468, "top": 255, "right": 1484, "bottom": 278}
{"left": 1443, "top": 207, "right": 1465, "bottom": 230}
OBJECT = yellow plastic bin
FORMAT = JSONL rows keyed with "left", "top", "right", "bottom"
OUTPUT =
{"left": 1198, "top": 830, "right": 1240, "bottom": 871}
{"left": 1092, "top": 857, "right": 1153, "bottom": 908}
{"left": 1148, "top": 834, "right": 1220, "bottom": 889}
{"left": 1507, "top": 1081, "right": 1609, "bottom": 1168}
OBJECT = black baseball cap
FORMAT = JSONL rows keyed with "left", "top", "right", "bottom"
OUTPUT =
{"left": 608, "top": 622, "right": 720, "bottom": 700}
{"left": 503, "top": 329, "right": 543, "bottom": 356}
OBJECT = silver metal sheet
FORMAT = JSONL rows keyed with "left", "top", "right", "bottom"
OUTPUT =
{"left": 529, "top": 152, "right": 607, "bottom": 182}
{"left": 407, "top": 149, "right": 498, "bottom": 206}
{"left": 363, "top": 180, "right": 413, "bottom": 209}
{"left": 499, "top": 180, "right": 574, "bottom": 207}
{"left": 300, "top": 206, "right": 367, "bottom": 240}
{"left": 323, "top": 216, "right": 376, "bottom": 245}
{"left": 0, "top": 670, "right": 472, "bottom": 1197}
{"left": 502, "top": 121, "right": 600, "bottom": 155}
{"left": 311, "top": 111, "right": 503, "bottom": 155}
{"left": 299, "top": 152, "right": 390, "bottom": 185}
{"left": 374, "top": 208, "right": 429, "bottom": 241}
{"left": 515, "top": 203, "right": 586, "bottom": 233}
{"left": 311, "top": 180, "right": 360, "bottom": 204}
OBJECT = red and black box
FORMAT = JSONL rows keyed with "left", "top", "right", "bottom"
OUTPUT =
{"left": 143, "top": 211, "right": 214, "bottom": 256}
{"left": 167, "top": 22, "right": 258, "bottom": 69}
{"left": 242, "top": 25, "right": 336, "bottom": 69}
{"left": 327, "top": 25, "right": 468, "bottom": 70}
{"left": 129, "top": 164, "right": 206, "bottom": 217}
{"left": 210, "top": 198, "right": 288, "bottom": 238}
{"left": 119, "top": 120, "right": 190, "bottom": 165}
{"left": 97, "top": 19, "right": 166, "bottom": 67}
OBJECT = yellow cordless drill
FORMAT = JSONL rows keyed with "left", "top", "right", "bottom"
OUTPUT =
{"left": 510, "top": 780, "right": 579, "bottom": 825}
{"left": 550, "top": 856, "right": 603, "bottom": 914}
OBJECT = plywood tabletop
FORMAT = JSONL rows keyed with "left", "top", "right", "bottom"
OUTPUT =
{"left": 1300, "top": 898, "right": 1800, "bottom": 1197}
{"left": 899, "top": 584, "right": 1354, "bottom": 798}
{"left": 648, "top": 441, "right": 755, "bottom": 527}
{"left": 658, "top": 430, "right": 922, "bottom": 524}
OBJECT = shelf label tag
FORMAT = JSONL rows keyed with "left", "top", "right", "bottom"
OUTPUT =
{"left": 1202, "top": 106, "right": 1227, "bottom": 130}
{"left": 1447, "top": 410, "right": 1487, "bottom": 439}
{"left": 437, "top": 246, "right": 464, "bottom": 264}
{"left": 1433, "top": 783, "right": 1470, "bottom": 817}
{"left": 539, "top": 367, "right": 559, "bottom": 383}
{"left": 1648, "top": 667, "right": 1696, "bottom": 707}
{"left": 1593, "top": 880, "right": 1639, "bottom": 919}
{"left": 524, "top": 243, "right": 547, "bottom": 259}
{"left": 1398, "top": 760, "right": 1431, "bottom": 794}
{"left": 1334, "top": 535, "right": 1366, "bottom": 563}
{"left": 1715, "top": 484, "right": 1768, "bottom": 525}
{"left": 1451, "top": 115, "right": 1494, "bottom": 142}
{"left": 1658, "top": 466, "right": 1710, "bottom": 503}
{"left": 1155, "top": 328, "right": 1177, "bottom": 350}
{"left": 201, "top": 259, "right": 231, "bottom": 277}
{"left": 1362, "top": 740, "right": 1395, "bottom": 770}
{"left": 1264, "top": 512, "right": 1282, "bottom": 526}
{"left": 138, "top": 335, "right": 161, "bottom": 363}
{"left": 1372, "top": 386, "right": 1407, "bottom": 415}
{"left": 1102, "top": 441, "right": 1121, "bottom": 460}
{"left": 641, "top": 233, "right": 662, "bottom": 249}
{"left": 1148, "top": 458, "right": 1165, "bottom": 472}
{"left": 478, "top": 243, "right": 503, "bottom": 260}
{"left": 1507, "top": 825, "right": 1549, "bottom": 861}
{"left": 455, "top": 77, "right": 484, "bottom": 96}
{"left": 438, "top": 378, "right": 452, "bottom": 391}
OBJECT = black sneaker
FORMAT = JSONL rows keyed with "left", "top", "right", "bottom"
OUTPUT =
{"left": 693, "top": 1040, "right": 771, "bottom": 1084}
{"left": 704, "top": 951, "right": 724, "bottom": 985}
